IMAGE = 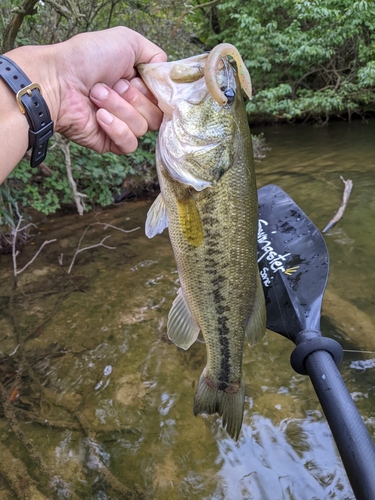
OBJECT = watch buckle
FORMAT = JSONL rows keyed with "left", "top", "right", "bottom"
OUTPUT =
{"left": 16, "top": 83, "right": 41, "bottom": 114}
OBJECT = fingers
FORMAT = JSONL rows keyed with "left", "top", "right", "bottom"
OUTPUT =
{"left": 124, "top": 76, "right": 159, "bottom": 105}
{"left": 83, "top": 27, "right": 167, "bottom": 156}
{"left": 112, "top": 78, "right": 162, "bottom": 129}
{"left": 96, "top": 108, "right": 138, "bottom": 155}
{"left": 90, "top": 77, "right": 164, "bottom": 155}
{"left": 90, "top": 79, "right": 163, "bottom": 134}
{"left": 91, "top": 82, "right": 146, "bottom": 138}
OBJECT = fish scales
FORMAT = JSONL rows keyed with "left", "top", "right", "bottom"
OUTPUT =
{"left": 138, "top": 44, "right": 266, "bottom": 440}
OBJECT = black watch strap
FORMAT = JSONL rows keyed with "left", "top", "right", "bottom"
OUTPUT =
{"left": 0, "top": 55, "right": 54, "bottom": 167}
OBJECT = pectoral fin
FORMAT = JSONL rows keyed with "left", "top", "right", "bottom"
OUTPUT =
{"left": 167, "top": 288, "right": 200, "bottom": 350}
{"left": 245, "top": 273, "right": 266, "bottom": 346}
{"left": 145, "top": 193, "right": 168, "bottom": 238}
{"left": 177, "top": 195, "right": 204, "bottom": 247}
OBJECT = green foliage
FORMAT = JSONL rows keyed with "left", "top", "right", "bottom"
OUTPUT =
{"left": 6, "top": 132, "right": 157, "bottom": 217}
{"left": 191, "top": 0, "right": 375, "bottom": 122}
{"left": 1, "top": 0, "right": 196, "bottom": 58}
{"left": 3, "top": 0, "right": 375, "bottom": 224}
{"left": 0, "top": 1, "right": 200, "bottom": 223}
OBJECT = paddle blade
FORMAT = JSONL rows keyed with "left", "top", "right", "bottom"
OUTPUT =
{"left": 257, "top": 184, "right": 329, "bottom": 342}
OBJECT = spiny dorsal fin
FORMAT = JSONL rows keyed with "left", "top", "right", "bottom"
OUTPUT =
{"left": 145, "top": 193, "right": 168, "bottom": 238}
{"left": 167, "top": 288, "right": 200, "bottom": 350}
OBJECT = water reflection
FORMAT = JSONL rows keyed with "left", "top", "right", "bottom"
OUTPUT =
{"left": 215, "top": 414, "right": 353, "bottom": 499}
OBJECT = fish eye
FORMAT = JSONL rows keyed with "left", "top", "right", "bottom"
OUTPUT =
{"left": 223, "top": 87, "right": 235, "bottom": 105}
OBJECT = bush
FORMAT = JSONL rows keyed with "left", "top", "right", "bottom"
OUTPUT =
{"left": 7, "top": 132, "right": 157, "bottom": 215}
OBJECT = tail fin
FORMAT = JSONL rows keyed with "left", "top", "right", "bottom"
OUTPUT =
{"left": 193, "top": 369, "right": 245, "bottom": 440}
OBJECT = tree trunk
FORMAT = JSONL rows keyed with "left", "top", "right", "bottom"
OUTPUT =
{"left": 2, "top": 0, "right": 39, "bottom": 52}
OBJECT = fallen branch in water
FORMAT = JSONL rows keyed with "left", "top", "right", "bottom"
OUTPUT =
{"left": 322, "top": 176, "right": 353, "bottom": 233}
{"left": 12, "top": 204, "right": 56, "bottom": 285}
{"left": 0, "top": 441, "right": 49, "bottom": 500}
{"left": 59, "top": 221, "right": 140, "bottom": 274}
{"left": 43, "top": 387, "right": 144, "bottom": 498}
{"left": 0, "top": 381, "right": 78, "bottom": 499}
{"left": 65, "top": 235, "right": 115, "bottom": 274}
{"left": 323, "top": 288, "right": 375, "bottom": 352}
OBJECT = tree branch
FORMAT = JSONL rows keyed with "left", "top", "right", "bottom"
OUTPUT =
{"left": 43, "top": 0, "right": 73, "bottom": 19}
{"left": 17, "top": 239, "right": 57, "bottom": 275}
{"left": 55, "top": 133, "right": 87, "bottom": 216}
{"left": 12, "top": 204, "right": 56, "bottom": 285}
{"left": 170, "top": 0, "right": 220, "bottom": 39}
{"left": 322, "top": 176, "right": 353, "bottom": 233}
{"left": 59, "top": 222, "right": 140, "bottom": 274}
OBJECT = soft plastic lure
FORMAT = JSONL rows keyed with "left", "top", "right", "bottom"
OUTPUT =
{"left": 204, "top": 43, "right": 252, "bottom": 105}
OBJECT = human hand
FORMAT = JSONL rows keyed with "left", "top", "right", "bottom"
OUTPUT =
{"left": 7, "top": 27, "right": 166, "bottom": 156}
{"left": 55, "top": 27, "right": 167, "bottom": 154}
{"left": 0, "top": 27, "right": 166, "bottom": 182}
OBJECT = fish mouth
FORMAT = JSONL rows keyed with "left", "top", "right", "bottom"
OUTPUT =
{"left": 138, "top": 45, "right": 252, "bottom": 119}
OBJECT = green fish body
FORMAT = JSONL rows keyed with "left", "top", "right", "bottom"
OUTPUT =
{"left": 138, "top": 49, "right": 266, "bottom": 440}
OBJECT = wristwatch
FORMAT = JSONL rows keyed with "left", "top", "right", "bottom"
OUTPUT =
{"left": 0, "top": 55, "right": 54, "bottom": 167}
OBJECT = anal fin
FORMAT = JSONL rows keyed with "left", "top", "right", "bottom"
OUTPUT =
{"left": 167, "top": 288, "right": 200, "bottom": 350}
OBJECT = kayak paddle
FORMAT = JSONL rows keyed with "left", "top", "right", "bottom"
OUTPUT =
{"left": 257, "top": 184, "right": 375, "bottom": 500}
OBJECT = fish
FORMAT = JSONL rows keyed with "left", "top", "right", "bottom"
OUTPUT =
{"left": 138, "top": 44, "right": 266, "bottom": 440}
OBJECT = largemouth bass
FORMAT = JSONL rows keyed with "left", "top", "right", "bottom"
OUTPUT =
{"left": 138, "top": 44, "right": 266, "bottom": 440}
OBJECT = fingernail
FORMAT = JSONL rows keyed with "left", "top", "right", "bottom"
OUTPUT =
{"left": 98, "top": 109, "right": 113, "bottom": 125}
{"left": 113, "top": 79, "right": 129, "bottom": 96}
{"left": 91, "top": 83, "right": 109, "bottom": 101}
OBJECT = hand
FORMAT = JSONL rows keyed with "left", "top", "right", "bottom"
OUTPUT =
{"left": 0, "top": 27, "right": 166, "bottom": 182}
{"left": 54, "top": 27, "right": 167, "bottom": 154}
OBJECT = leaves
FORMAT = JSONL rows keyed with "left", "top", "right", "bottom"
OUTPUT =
{"left": 5, "top": 132, "right": 158, "bottom": 217}
{"left": 193, "top": 0, "right": 375, "bottom": 122}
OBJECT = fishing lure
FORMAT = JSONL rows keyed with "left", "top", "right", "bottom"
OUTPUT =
{"left": 204, "top": 43, "right": 252, "bottom": 105}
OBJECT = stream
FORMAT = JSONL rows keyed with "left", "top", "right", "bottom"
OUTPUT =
{"left": 0, "top": 121, "right": 374, "bottom": 499}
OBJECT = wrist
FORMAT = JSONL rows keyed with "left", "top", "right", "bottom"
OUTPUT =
{"left": 4, "top": 45, "right": 61, "bottom": 126}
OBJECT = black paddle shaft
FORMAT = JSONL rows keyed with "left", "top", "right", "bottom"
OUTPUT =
{"left": 257, "top": 184, "right": 375, "bottom": 500}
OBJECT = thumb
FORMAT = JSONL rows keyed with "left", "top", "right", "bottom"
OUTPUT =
{"left": 131, "top": 31, "right": 167, "bottom": 65}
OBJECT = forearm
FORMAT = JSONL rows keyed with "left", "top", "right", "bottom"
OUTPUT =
{"left": 0, "top": 90, "right": 29, "bottom": 183}
{"left": 0, "top": 45, "right": 60, "bottom": 184}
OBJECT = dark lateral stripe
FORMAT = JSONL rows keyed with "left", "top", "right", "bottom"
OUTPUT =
{"left": 218, "top": 313, "right": 231, "bottom": 384}
{"left": 202, "top": 195, "right": 233, "bottom": 384}
{"left": 207, "top": 267, "right": 231, "bottom": 385}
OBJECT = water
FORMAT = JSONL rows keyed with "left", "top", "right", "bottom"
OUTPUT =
{"left": 0, "top": 121, "right": 374, "bottom": 499}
